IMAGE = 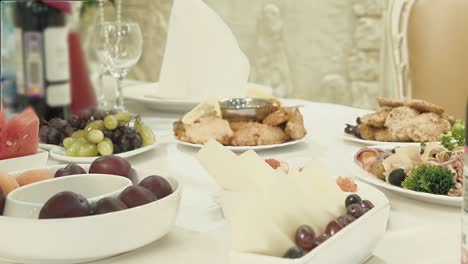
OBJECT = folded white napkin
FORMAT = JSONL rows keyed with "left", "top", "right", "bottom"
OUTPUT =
{"left": 158, "top": 0, "right": 251, "bottom": 100}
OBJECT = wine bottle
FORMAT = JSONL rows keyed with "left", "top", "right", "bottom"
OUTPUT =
{"left": 13, "top": 0, "right": 71, "bottom": 122}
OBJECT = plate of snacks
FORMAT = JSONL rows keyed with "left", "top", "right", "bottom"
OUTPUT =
{"left": 173, "top": 97, "right": 308, "bottom": 151}
{"left": 39, "top": 109, "right": 157, "bottom": 163}
{"left": 196, "top": 140, "right": 389, "bottom": 264}
{"left": 344, "top": 97, "right": 459, "bottom": 145}
{"left": 352, "top": 142, "right": 464, "bottom": 207}
{"left": 0, "top": 157, "right": 181, "bottom": 264}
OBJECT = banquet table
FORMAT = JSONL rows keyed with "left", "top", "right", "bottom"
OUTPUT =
{"left": 8, "top": 98, "right": 460, "bottom": 264}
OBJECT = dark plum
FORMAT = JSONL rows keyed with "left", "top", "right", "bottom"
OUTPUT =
{"left": 283, "top": 246, "right": 305, "bottom": 259}
{"left": 345, "top": 194, "right": 362, "bottom": 207}
{"left": 39, "top": 191, "right": 91, "bottom": 219}
{"left": 89, "top": 156, "right": 132, "bottom": 179}
{"left": 139, "top": 176, "right": 173, "bottom": 199}
{"left": 118, "top": 186, "right": 157, "bottom": 208}
{"left": 54, "top": 164, "right": 87, "bottom": 177}
{"left": 294, "top": 225, "right": 316, "bottom": 251}
{"left": 93, "top": 197, "right": 128, "bottom": 215}
{"left": 347, "top": 203, "right": 366, "bottom": 219}
{"left": 0, "top": 189, "right": 4, "bottom": 215}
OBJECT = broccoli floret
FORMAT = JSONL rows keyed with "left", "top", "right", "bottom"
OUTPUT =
{"left": 451, "top": 120, "right": 465, "bottom": 145}
{"left": 439, "top": 120, "right": 465, "bottom": 150}
{"left": 402, "top": 165, "right": 454, "bottom": 195}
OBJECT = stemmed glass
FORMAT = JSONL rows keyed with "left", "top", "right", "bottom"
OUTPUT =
{"left": 94, "top": 21, "right": 143, "bottom": 111}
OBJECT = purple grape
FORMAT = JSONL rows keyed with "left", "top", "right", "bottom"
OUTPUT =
{"left": 130, "top": 134, "right": 142, "bottom": 148}
{"left": 336, "top": 214, "right": 355, "bottom": 227}
{"left": 63, "top": 125, "right": 74, "bottom": 137}
{"left": 311, "top": 234, "right": 330, "bottom": 249}
{"left": 283, "top": 246, "right": 305, "bottom": 259}
{"left": 325, "top": 220, "right": 342, "bottom": 236}
{"left": 92, "top": 110, "right": 106, "bottom": 120}
{"left": 48, "top": 118, "right": 68, "bottom": 128}
{"left": 47, "top": 128, "right": 61, "bottom": 145}
{"left": 68, "top": 115, "right": 80, "bottom": 129}
{"left": 347, "top": 203, "right": 366, "bottom": 219}
{"left": 294, "top": 225, "right": 316, "bottom": 251}
{"left": 361, "top": 200, "right": 375, "bottom": 210}
{"left": 78, "top": 109, "right": 93, "bottom": 122}
{"left": 345, "top": 194, "right": 362, "bottom": 208}
{"left": 103, "top": 130, "right": 114, "bottom": 139}
{"left": 39, "top": 126, "right": 49, "bottom": 143}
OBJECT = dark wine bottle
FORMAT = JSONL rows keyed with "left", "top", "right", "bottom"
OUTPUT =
{"left": 14, "top": 0, "right": 71, "bottom": 122}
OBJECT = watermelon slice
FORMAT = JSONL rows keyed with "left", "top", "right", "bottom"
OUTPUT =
{"left": 0, "top": 107, "right": 40, "bottom": 160}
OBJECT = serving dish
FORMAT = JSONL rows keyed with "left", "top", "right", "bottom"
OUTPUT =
{"left": 228, "top": 181, "right": 390, "bottom": 264}
{"left": 176, "top": 136, "right": 307, "bottom": 152}
{"left": 0, "top": 164, "right": 182, "bottom": 264}
{"left": 0, "top": 149, "right": 49, "bottom": 173}
{"left": 219, "top": 98, "right": 274, "bottom": 122}
{"left": 4, "top": 174, "right": 133, "bottom": 219}
{"left": 49, "top": 141, "right": 158, "bottom": 163}
{"left": 351, "top": 144, "right": 463, "bottom": 207}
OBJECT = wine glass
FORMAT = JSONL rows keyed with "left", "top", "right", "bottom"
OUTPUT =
{"left": 95, "top": 21, "right": 143, "bottom": 111}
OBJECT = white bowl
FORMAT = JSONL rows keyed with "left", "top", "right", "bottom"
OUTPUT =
{"left": 4, "top": 174, "right": 133, "bottom": 219}
{"left": 0, "top": 164, "right": 182, "bottom": 264}
{"left": 228, "top": 181, "right": 390, "bottom": 264}
{"left": 0, "top": 149, "right": 48, "bottom": 173}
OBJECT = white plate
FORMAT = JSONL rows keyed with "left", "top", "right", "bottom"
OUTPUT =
{"left": 351, "top": 145, "right": 462, "bottom": 207}
{"left": 0, "top": 149, "right": 49, "bottom": 173}
{"left": 343, "top": 133, "right": 422, "bottom": 146}
{"left": 49, "top": 142, "right": 158, "bottom": 163}
{"left": 39, "top": 143, "right": 56, "bottom": 151}
{"left": 228, "top": 181, "right": 390, "bottom": 264}
{"left": 0, "top": 164, "right": 181, "bottom": 264}
{"left": 123, "top": 82, "right": 273, "bottom": 113}
{"left": 176, "top": 136, "right": 308, "bottom": 152}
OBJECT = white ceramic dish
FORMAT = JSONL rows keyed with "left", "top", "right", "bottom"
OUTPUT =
{"left": 0, "top": 149, "right": 49, "bottom": 173}
{"left": 0, "top": 164, "right": 182, "bottom": 264}
{"left": 123, "top": 82, "right": 273, "bottom": 113}
{"left": 38, "top": 143, "right": 55, "bottom": 151}
{"left": 4, "top": 174, "right": 133, "bottom": 219}
{"left": 176, "top": 136, "right": 307, "bottom": 152}
{"left": 49, "top": 142, "right": 158, "bottom": 163}
{"left": 343, "top": 133, "right": 422, "bottom": 146}
{"left": 351, "top": 145, "right": 462, "bottom": 207}
{"left": 226, "top": 181, "right": 390, "bottom": 264}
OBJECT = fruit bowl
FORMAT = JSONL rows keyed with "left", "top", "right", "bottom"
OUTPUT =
{"left": 0, "top": 150, "right": 49, "bottom": 173}
{"left": 0, "top": 165, "right": 182, "bottom": 264}
{"left": 227, "top": 180, "right": 390, "bottom": 264}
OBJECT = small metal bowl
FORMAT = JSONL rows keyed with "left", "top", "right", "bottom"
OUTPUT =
{"left": 219, "top": 98, "right": 274, "bottom": 121}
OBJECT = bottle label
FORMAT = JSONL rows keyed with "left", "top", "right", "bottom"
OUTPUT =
{"left": 44, "top": 26, "right": 70, "bottom": 106}
{"left": 14, "top": 28, "right": 25, "bottom": 95}
{"left": 44, "top": 27, "right": 70, "bottom": 82}
{"left": 47, "top": 82, "right": 70, "bottom": 107}
{"left": 23, "top": 32, "right": 45, "bottom": 97}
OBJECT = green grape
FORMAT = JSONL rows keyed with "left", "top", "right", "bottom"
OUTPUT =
{"left": 77, "top": 143, "right": 99, "bottom": 157}
{"left": 71, "top": 130, "right": 87, "bottom": 139}
{"left": 115, "top": 112, "right": 132, "bottom": 126}
{"left": 97, "top": 138, "right": 114, "bottom": 156}
{"left": 66, "top": 142, "right": 82, "bottom": 157}
{"left": 75, "top": 137, "right": 89, "bottom": 145}
{"left": 104, "top": 115, "right": 118, "bottom": 130}
{"left": 63, "top": 137, "right": 74, "bottom": 149}
{"left": 87, "top": 129, "right": 104, "bottom": 144}
{"left": 84, "top": 120, "right": 105, "bottom": 132}
{"left": 139, "top": 124, "right": 156, "bottom": 146}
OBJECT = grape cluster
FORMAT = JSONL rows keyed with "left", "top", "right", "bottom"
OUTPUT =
{"left": 40, "top": 108, "right": 155, "bottom": 157}
{"left": 283, "top": 194, "right": 374, "bottom": 259}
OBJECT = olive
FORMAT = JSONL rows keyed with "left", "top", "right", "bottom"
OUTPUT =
{"left": 388, "top": 168, "right": 407, "bottom": 187}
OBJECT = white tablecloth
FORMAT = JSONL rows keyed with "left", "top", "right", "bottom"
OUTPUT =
{"left": 24, "top": 99, "right": 462, "bottom": 264}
